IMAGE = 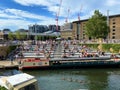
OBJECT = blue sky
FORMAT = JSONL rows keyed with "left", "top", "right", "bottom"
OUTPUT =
{"left": 0, "top": 0, "right": 120, "bottom": 31}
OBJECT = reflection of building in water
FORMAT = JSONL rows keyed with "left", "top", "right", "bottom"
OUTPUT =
{"left": 87, "top": 70, "right": 108, "bottom": 90}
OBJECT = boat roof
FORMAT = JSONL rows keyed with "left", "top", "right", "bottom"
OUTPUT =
{"left": 22, "top": 53, "right": 46, "bottom": 58}
{"left": 7, "top": 73, "right": 35, "bottom": 86}
{"left": 23, "top": 55, "right": 45, "bottom": 58}
{"left": 50, "top": 57, "right": 111, "bottom": 61}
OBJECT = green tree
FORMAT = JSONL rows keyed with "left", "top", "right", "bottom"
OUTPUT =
{"left": 15, "top": 31, "right": 21, "bottom": 40}
{"left": 85, "top": 10, "right": 109, "bottom": 39}
{"left": 8, "top": 32, "right": 14, "bottom": 40}
{"left": 38, "top": 35, "right": 42, "bottom": 40}
{"left": 21, "top": 33, "right": 27, "bottom": 40}
{"left": 0, "top": 86, "right": 7, "bottom": 90}
{"left": 35, "top": 35, "right": 38, "bottom": 40}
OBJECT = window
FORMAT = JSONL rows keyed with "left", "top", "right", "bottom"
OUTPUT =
{"left": 33, "top": 63, "right": 35, "bottom": 65}
{"left": 113, "top": 22, "right": 116, "bottom": 24}
{"left": 113, "top": 26, "right": 115, "bottom": 28}
{"left": 112, "top": 33, "right": 115, "bottom": 35}
{"left": 112, "top": 36, "right": 115, "bottom": 39}
{"left": 83, "top": 34, "right": 85, "bottom": 36}
{"left": 113, "top": 29, "right": 115, "bottom": 31}
{"left": 112, "top": 18, "right": 115, "bottom": 21}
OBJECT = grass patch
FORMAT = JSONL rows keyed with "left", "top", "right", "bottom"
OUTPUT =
{"left": 80, "top": 43, "right": 120, "bottom": 53}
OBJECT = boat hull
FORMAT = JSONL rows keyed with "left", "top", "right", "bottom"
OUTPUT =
{"left": 19, "top": 58, "right": 120, "bottom": 70}
{"left": 50, "top": 61, "right": 120, "bottom": 69}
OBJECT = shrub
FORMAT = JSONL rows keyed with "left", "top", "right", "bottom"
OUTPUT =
{"left": 0, "top": 86, "right": 7, "bottom": 90}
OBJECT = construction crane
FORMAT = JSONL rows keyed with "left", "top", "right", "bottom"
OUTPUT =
{"left": 55, "top": 0, "right": 62, "bottom": 31}
{"left": 78, "top": 5, "right": 83, "bottom": 21}
{"left": 65, "top": 9, "right": 70, "bottom": 23}
{"left": 65, "top": 8, "right": 70, "bottom": 23}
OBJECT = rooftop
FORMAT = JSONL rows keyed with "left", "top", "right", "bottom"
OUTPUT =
{"left": 7, "top": 73, "right": 35, "bottom": 86}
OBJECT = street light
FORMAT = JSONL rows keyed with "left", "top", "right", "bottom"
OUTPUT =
{"left": 35, "top": 23, "right": 37, "bottom": 44}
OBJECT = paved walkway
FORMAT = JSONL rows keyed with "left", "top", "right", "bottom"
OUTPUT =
{"left": 53, "top": 44, "right": 62, "bottom": 58}
{"left": 0, "top": 60, "right": 18, "bottom": 69}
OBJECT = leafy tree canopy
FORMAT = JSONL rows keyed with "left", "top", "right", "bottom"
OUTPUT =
{"left": 85, "top": 10, "right": 109, "bottom": 39}
{"left": 8, "top": 32, "right": 14, "bottom": 40}
{"left": 15, "top": 31, "right": 21, "bottom": 40}
{"left": 0, "top": 86, "right": 7, "bottom": 90}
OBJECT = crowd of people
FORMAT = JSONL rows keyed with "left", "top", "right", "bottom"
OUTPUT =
{"left": 12, "top": 39, "right": 119, "bottom": 61}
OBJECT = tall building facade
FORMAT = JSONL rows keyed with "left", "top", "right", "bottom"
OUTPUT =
{"left": 29, "top": 24, "right": 49, "bottom": 35}
{"left": 73, "top": 19, "right": 88, "bottom": 40}
{"left": 49, "top": 25, "right": 56, "bottom": 31}
{"left": 109, "top": 15, "right": 120, "bottom": 39}
{"left": 60, "top": 23, "right": 73, "bottom": 39}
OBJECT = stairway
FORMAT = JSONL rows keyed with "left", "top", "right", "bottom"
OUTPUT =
{"left": 53, "top": 43, "right": 62, "bottom": 58}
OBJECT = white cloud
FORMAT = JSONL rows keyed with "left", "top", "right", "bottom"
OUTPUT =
{"left": 13, "top": 0, "right": 62, "bottom": 16}
{"left": 0, "top": 8, "right": 56, "bottom": 30}
{"left": 13, "top": 0, "right": 120, "bottom": 16}
{"left": 13, "top": 0, "right": 108, "bottom": 19}
{"left": 105, "top": 0, "right": 120, "bottom": 6}
{"left": 0, "top": 17, "right": 58, "bottom": 31}
{"left": 4, "top": 8, "right": 51, "bottom": 20}
{"left": 0, "top": 13, "right": 20, "bottom": 19}
{"left": 13, "top": 0, "right": 60, "bottom": 7}
{"left": 0, "top": 19, "right": 31, "bottom": 30}
{"left": 1, "top": 0, "right": 120, "bottom": 31}
{"left": 13, "top": 0, "right": 51, "bottom": 6}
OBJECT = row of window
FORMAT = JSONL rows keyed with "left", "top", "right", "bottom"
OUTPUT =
{"left": 112, "top": 36, "right": 115, "bottom": 39}
{"left": 112, "top": 20, "right": 116, "bottom": 39}
{"left": 76, "top": 18, "right": 118, "bottom": 39}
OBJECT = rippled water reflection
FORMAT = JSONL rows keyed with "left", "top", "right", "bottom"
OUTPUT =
{"left": 1, "top": 68, "right": 120, "bottom": 90}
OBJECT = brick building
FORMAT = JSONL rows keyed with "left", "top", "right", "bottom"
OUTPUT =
{"left": 61, "top": 14, "right": 120, "bottom": 40}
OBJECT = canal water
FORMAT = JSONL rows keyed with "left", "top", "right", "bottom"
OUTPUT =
{"left": 1, "top": 68, "right": 120, "bottom": 90}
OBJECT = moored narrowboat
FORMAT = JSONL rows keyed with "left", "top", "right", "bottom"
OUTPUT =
{"left": 18, "top": 56, "right": 120, "bottom": 70}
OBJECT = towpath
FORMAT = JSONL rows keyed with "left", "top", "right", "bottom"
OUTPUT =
{"left": 0, "top": 60, "right": 18, "bottom": 69}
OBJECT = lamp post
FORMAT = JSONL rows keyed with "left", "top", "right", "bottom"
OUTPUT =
{"left": 107, "top": 10, "right": 110, "bottom": 40}
{"left": 28, "top": 24, "right": 32, "bottom": 40}
{"left": 35, "top": 23, "right": 37, "bottom": 44}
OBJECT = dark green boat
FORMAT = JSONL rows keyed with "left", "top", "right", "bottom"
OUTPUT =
{"left": 49, "top": 57, "right": 120, "bottom": 68}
